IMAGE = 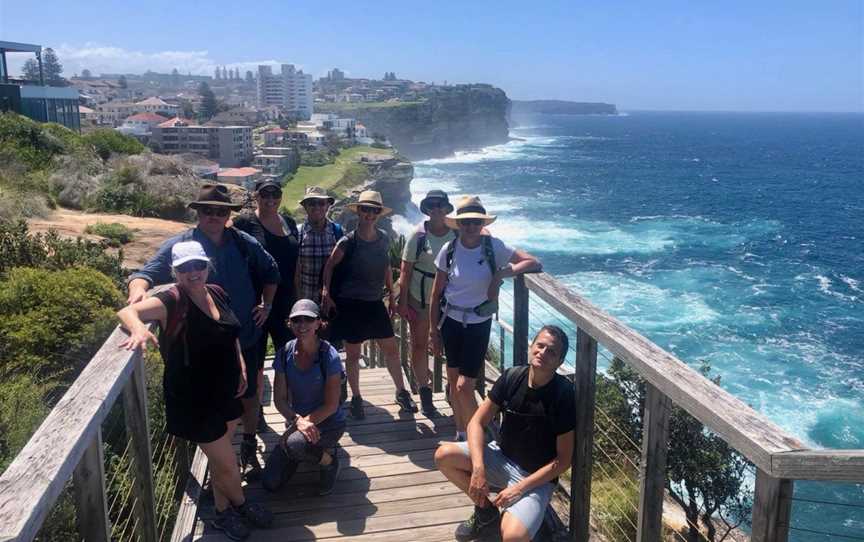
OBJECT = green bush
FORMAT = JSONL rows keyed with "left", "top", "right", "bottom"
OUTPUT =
{"left": 0, "top": 266, "right": 122, "bottom": 384}
{"left": 0, "top": 220, "right": 126, "bottom": 286}
{"left": 300, "top": 149, "right": 336, "bottom": 166}
{"left": 0, "top": 372, "right": 49, "bottom": 472}
{"left": 84, "top": 222, "right": 135, "bottom": 247}
{"left": 0, "top": 114, "right": 73, "bottom": 171}
{"left": 81, "top": 129, "right": 146, "bottom": 161}
{"left": 592, "top": 474, "right": 639, "bottom": 541}
{"left": 89, "top": 165, "right": 171, "bottom": 218}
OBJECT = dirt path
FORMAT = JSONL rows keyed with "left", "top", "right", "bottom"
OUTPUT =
{"left": 28, "top": 208, "right": 189, "bottom": 270}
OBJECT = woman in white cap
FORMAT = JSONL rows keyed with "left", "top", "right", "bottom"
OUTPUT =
{"left": 398, "top": 189, "right": 456, "bottom": 417}
{"left": 321, "top": 190, "right": 417, "bottom": 419}
{"left": 429, "top": 196, "right": 541, "bottom": 442}
{"left": 262, "top": 299, "right": 345, "bottom": 496}
{"left": 117, "top": 241, "right": 272, "bottom": 541}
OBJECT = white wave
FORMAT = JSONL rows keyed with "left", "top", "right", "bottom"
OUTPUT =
{"left": 416, "top": 136, "right": 556, "bottom": 166}
{"left": 841, "top": 275, "right": 862, "bottom": 292}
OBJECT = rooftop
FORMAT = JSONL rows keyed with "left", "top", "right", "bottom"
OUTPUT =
{"left": 135, "top": 96, "right": 172, "bottom": 107}
{"left": 125, "top": 112, "right": 169, "bottom": 123}
{"left": 157, "top": 117, "right": 197, "bottom": 128}
{"left": 218, "top": 167, "right": 262, "bottom": 177}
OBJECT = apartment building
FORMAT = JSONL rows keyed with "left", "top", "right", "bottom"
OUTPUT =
{"left": 256, "top": 64, "right": 313, "bottom": 119}
{"left": 151, "top": 119, "right": 252, "bottom": 167}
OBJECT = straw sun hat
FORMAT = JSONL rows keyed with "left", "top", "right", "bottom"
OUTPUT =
{"left": 444, "top": 195, "right": 497, "bottom": 230}
{"left": 346, "top": 190, "right": 393, "bottom": 217}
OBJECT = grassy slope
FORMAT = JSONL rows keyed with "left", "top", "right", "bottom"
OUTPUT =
{"left": 281, "top": 145, "right": 394, "bottom": 213}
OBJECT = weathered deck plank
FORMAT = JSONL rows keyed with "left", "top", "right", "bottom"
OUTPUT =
{"left": 184, "top": 368, "right": 469, "bottom": 542}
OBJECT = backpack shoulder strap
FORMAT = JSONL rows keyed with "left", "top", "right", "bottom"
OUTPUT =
{"left": 482, "top": 235, "right": 497, "bottom": 275}
{"left": 445, "top": 231, "right": 459, "bottom": 272}
{"left": 331, "top": 221, "right": 344, "bottom": 239}
{"left": 501, "top": 366, "right": 530, "bottom": 411}
{"left": 414, "top": 222, "right": 429, "bottom": 261}
{"left": 163, "top": 286, "right": 188, "bottom": 340}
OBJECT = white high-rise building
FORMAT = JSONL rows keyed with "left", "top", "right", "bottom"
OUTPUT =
{"left": 256, "top": 64, "right": 313, "bottom": 119}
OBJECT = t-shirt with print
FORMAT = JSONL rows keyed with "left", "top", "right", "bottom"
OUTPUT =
{"left": 402, "top": 223, "right": 456, "bottom": 305}
{"left": 333, "top": 229, "right": 390, "bottom": 302}
{"left": 273, "top": 339, "right": 345, "bottom": 424}
{"left": 489, "top": 366, "right": 577, "bottom": 475}
{"left": 434, "top": 235, "right": 514, "bottom": 324}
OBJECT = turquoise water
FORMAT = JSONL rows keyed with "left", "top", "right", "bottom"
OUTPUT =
{"left": 402, "top": 112, "right": 864, "bottom": 539}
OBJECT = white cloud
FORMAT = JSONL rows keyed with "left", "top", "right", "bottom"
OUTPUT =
{"left": 3, "top": 42, "right": 295, "bottom": 77}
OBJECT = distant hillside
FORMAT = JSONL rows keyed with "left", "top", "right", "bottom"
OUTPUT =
{"left": 510, "top": 100, "right": 618, "bottom": 116}
{"left": 318, "top": 85, "right": 510, "bottom": 160}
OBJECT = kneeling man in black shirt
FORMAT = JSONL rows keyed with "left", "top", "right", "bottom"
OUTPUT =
{"left": 435, "top": 325, "right": 576, "bottom": 541}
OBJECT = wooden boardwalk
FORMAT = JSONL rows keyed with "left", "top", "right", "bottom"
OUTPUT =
{"left": 181, "top": 367, "right": 476, "bottom": 541}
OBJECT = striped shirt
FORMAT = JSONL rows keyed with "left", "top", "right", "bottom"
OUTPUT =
{"left": 297, "top": 220, "right": 342, "bottom": 304}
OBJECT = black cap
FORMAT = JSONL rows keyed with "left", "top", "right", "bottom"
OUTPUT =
{"left": 253, "top": 179, "right": 282, "bottom": 193}
{"left": 419, "top": 189, "right": 454, "bottom": 215}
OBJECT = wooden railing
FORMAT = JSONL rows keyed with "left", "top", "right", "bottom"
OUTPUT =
{"left": 503, "top": 273, "right": 864, "bottom": 542}
{"left": 0, "top": 324, "right": 159, "bottom": 542}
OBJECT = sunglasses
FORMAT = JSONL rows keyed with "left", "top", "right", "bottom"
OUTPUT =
{"left": 175, "top": 260, "right": 208, "bottom": 273}
{"left": 198, "top": 206, "right": 231, "bottom": 217}
{"left": 303, "top": 200, "right": 328, "bottom": 208}
{"left": 358, "top": 205, "right": 382, "bottom": 215}
{"left": 259, "top": 190, "right": 282, "bottom": 199}
{"left": 425, "top": 200, "right": 446, "bottom": 209}
{"left": 289, "top": 315, "right": 318, "bottom": 324}
{"left": 459, "top": 218, "right": 484, "bottom": 226}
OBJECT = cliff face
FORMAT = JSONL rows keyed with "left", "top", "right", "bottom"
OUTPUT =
{"left": 331, "top": 154, "right": 415, "bottom": 235}
{"left": 321, "top": 85, "right": 511, "bottom": 160}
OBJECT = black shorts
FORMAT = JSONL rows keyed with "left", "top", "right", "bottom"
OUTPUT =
{"left": 441, "top": 316, "right": 492, "bottom": 379}
{"left": 330, "top": 297, "right": 395, "bottom": 344}
{"left": 165, "top": 395, "right": 243, "bottom": 444}
{"left": 242, "top": 341, "right": 263, "bottom": 399}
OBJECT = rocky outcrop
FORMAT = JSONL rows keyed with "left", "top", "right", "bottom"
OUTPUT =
{"left": 330, "top": 154, "right": 415, "bottom": 236}
{"left": 320, "top": 85, "right": 510, "bottom": 160}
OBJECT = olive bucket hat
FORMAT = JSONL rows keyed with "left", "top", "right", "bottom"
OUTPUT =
{"left": 188, "top": 183, "right": 242, "bottom": 210}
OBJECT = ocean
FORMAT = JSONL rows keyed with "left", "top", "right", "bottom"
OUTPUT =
{"left": 400, "top": 111, "right": 864, "bottom": 540}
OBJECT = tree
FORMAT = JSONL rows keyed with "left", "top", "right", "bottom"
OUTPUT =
{"left": 118, "top": 75, "right": 128, "bottom": 89}
{"left": 41, "top": 48, "right": 66, "bottom": 86}
{"left": 171, "top": 68, "right": 180, "bottom": 86}
{"left": 198, "top": 81, "right": 218, "bottom": 121}
{"left": 22, "top": 58, "right": 40, "bottom": 81}
{"left": 605, "top": 358, "right": 752, "bottom": 542}
{"left": 81, "top": 69, "right": 92, "bottom": 79}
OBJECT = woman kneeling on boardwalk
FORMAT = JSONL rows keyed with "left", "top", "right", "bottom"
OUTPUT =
{"left": 430, "top": 196, "right": 541, "bottom": 442}
{"left": 262, "top": 299, "right": 345, "bottom": 495}
{"left": 435, "top": 326, "right": 576, "bottom": 542}
{"left": 117, "top": 241, "right": 272, "bottom": 541}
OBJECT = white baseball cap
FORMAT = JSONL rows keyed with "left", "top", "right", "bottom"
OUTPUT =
{"left": 171, "top": 241, "right": 210, "bottom": 268}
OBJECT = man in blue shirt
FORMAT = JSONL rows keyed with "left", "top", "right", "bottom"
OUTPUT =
{"left": 127, "top": 184, "right": 280, "bottom": 476}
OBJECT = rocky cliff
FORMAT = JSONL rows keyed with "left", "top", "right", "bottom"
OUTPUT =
{"left": 319, "top": 85, "right": 510, "bottom": 160}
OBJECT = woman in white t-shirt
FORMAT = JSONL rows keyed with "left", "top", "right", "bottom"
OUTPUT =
{"left": 398, "top": 190, "right": 456, "bottom": 418}
{"left": 429, "top": 196, "right": 541, "bottom": 441}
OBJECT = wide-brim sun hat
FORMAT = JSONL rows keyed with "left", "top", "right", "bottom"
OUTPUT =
{"left": 419, "top": 189, "right": 454, "bottom": 215}
{"left": 444, "top": 195, "right": 497, "bottom": 229}
{"left": 188, "top": 183, "right": 242, "bottom": 210}
{"left": 299, "top": 185, "right": 335, "bottom": 206}
{"left": 289, "top": 299, "right": 320, "bottom": 319}
{"left": 347, "top": 190, "right": 393, "bottom": 218}
{"left": 171, "top": 241, "right": 210, "bottom": 267}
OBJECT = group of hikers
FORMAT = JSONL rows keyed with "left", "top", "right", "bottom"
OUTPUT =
{"left": 117, "top": 180, "right": 577, "bottom": 542}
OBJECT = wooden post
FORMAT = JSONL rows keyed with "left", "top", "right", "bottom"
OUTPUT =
{"left": 751, "top": 470, "right": 793, "bottom": 542}
{"left": 499, "top": 323, "right": 506, "bottom": 371}
{"left": 72, "top": 429, "right": 110, "bottom": 542}
{"left": 637, "top": 383, "right": 672, "bottom": 542}
{"left": 433, "top": 353, "right": 444, "bottom": 393}
{"left": 513, "top": 275, "right": 529, "bottom": 366}
{"left": 569, "top": 328, "right": 597, "bottom": 541}
{"left": 123, "top": 354, "right": 158, "bottom": 542}
{"left": 475, "top": 358, "right": 486, "bottom": 398}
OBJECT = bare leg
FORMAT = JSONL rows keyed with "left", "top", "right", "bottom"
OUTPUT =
{"left": 456, "top": 374, "right": 479, "bottom": 430}
{"left": 500, "top": 512, "right": 531, "bottom": 542}
{"left": 241, "top": 397, "right": 259, "bottom": 436}
{"left": 344, "top": 341, "right": 362, "bottom": 396}
{"left": 434, "top": 443, "right": 492, "bottom": 507}
{"left": 199, "top": 419, "right": 245, "bottom": 512}
{"left": 447, "top": 367, "right": 465, "bottom": 431}
{"left": 409, "top": 314, "right": 431, "bottom": 388}
{"left": 377, "top": 336, "right": 406, "bottom": 392}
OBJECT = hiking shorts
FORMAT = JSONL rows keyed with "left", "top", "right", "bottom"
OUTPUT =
{"left": 441, "top": 316, "right": 491, "bottom": 379}
{"left": 241, "top": 341, "right": 263, "bottom": 399}
{"left": 454, "top": 441, "right": 554, "bottom": 538}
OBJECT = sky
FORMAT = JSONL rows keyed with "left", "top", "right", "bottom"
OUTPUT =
{"left": 1, "top": 0, "right": 862, "bottom": 112}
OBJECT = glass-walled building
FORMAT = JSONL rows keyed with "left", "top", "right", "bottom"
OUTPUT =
{"left": 0, "top": 40, "right": 81, "bottom": 131}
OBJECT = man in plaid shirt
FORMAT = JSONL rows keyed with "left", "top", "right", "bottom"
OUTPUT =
{"left": 295, "top": 186, "right": 344, "bottom": 304}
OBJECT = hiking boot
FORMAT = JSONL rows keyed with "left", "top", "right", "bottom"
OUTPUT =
{"left": 419, "top": 386, "right": 439, "bottom": 417}
{"left": 256, "top": 405, "right": 268, "bottom": 433}
{"left": 240, "top": 437, "right": 262, "bottom": 480}
{"left": 237, "top": 501, "right": 274, "bottom": 529}
{"left": 262, "top": 444, "right": 298, "bottom": 492}
{"left": 350, "top": 396, "right": 365, "bottom": 419}
{"left": 318, "top": 447, "right": 341, "bottom": 496}
{"left": 395, "top": 389, "right": 418, "bottom": 413}
{"left": 211, "top": 507, "right": 250, "bottom": 541}
{"left": 454, "top": 506, "right": 500, "bottom": 541}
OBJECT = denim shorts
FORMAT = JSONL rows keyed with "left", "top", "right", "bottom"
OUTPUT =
{"left": 455, "top": 440, "right": 554, "bottom": 538}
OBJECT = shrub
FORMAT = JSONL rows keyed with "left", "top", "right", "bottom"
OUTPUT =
{"left": 81, "top": 129, "right": 146, "bottom": 160}
{"left": 0, "top": 266, "right": 122, "bottom": 385}
{"left": 0, "top": 220, "right": 126, "bottom": 286}
{"left": 300, "top": 149, "right": 335, "bottom": 166}
{"left": 0, "top": 372, "right": 49, "bottom": 472}
{"left": 84, "top": 222, "right": 135, "bottom": 246}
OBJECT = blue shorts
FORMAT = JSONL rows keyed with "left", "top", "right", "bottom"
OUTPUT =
{"left": 455, "top": 441, "right": 554, "bottom": 538}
